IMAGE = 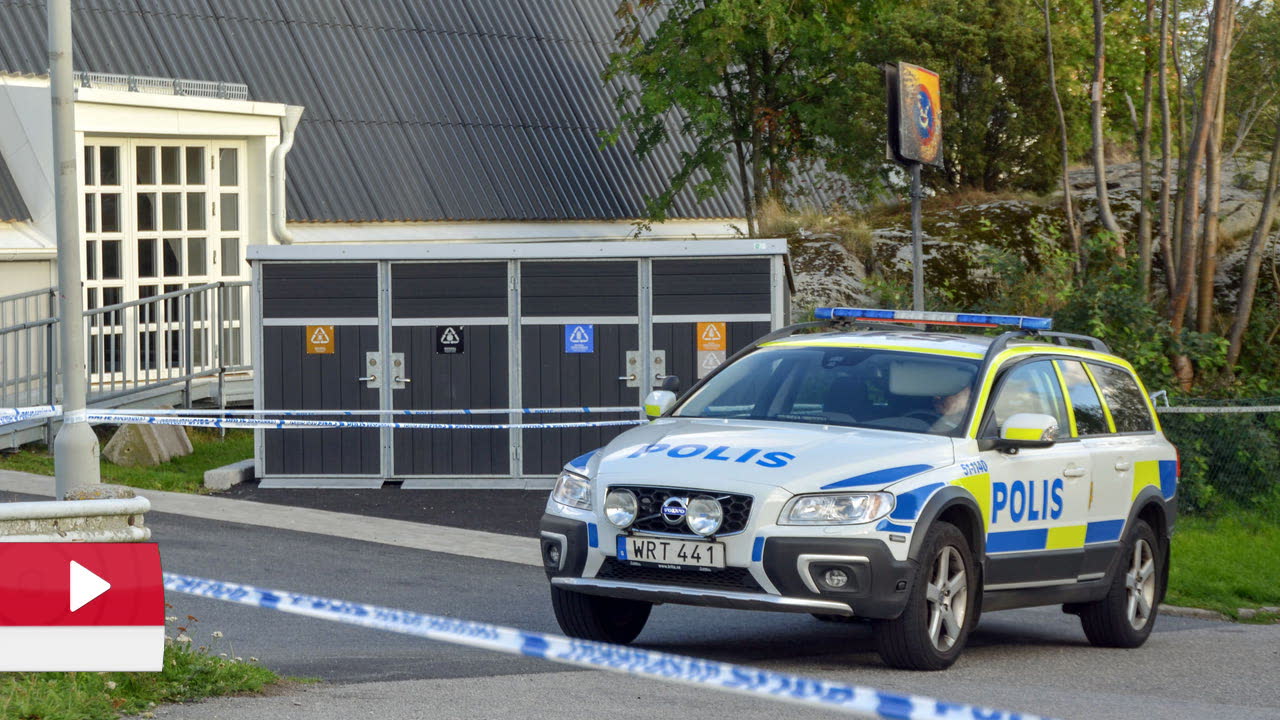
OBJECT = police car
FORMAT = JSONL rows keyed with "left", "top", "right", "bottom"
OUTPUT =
{"left": 539, "top": 308, "right": 1177, "bottom": 670}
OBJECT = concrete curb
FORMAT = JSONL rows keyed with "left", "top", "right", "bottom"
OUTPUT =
{"left": 204, "top": 459, "right": 255, "bottom": 491}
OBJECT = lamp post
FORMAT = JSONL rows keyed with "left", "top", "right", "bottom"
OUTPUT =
{"left": 49, "top": 0, "right": 101, "bottom": 498}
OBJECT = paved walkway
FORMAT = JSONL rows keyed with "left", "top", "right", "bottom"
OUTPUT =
{"left": 0, "top": 470, "right": 540, "bottom": 567}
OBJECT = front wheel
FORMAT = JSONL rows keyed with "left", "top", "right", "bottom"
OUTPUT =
{"left": 550, "top": 586, "right": 652, "bottom": 644}
{"left": 874, "top": 521, "right": 976, "bottom": 670}
{"left": 1078, "top": 520, "right": 1161, "bottom": 648}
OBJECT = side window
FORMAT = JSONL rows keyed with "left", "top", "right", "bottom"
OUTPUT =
{"left": 985, "top": 360, "right": 1070, "bottom": 436}
{"left": 1057, "top": 360, "right": 1110, "bottom": 435}
{"left": 1090, "top": 363, "right": 1155, "bottom": 433}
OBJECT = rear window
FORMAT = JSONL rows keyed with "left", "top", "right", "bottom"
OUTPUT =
{"left": 1090, "top": 363, "right": 1155, "bottom": 433}
{"left": 1056, "top": 360, "right": 1109, "bottom": 436}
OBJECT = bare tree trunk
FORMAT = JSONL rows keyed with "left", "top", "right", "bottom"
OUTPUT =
{"left": 1043, "top": 0, "right": 1081, "bottom": 271}
{"left": 1196, "top": 14, "right": 1233, "bottom": 335}
{"left": 1157, "top": 0, "right": 1177, "bottom": 290}
{"left": 1138, "top": 0, "right": 1156, "bottom": 294}
{"left": 1171, "top": 0, "right": 1187, "bottom": 272}
{"left": 1091, "top": 0, "right": 1126, "bottom": 253}
{"left": 1170, "top": 0, "right": 1231, "bottom": 331}
{"left": 1168, "top": 0, "right": 1232, "bottom": 389}
{"left": 1225, "top": 114, "right": 1280, "bottom": 369}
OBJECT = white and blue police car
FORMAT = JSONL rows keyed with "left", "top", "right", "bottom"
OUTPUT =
{"left": 540, "top": 308, "right": 1178, "bottom": 670}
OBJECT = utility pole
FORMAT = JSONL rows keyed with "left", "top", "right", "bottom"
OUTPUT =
{"left": 910, "top": 162, "right": 924, "bottom": 311}
{"left": 49, "top": 0, "right": 100, "bottom": 498}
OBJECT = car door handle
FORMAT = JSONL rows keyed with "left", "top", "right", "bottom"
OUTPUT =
{"left": 1063, "top": 466, "right": 1088, "bottom": 478}
{"left": 1114, "top": 461, "right": 1132, "bottom": 471}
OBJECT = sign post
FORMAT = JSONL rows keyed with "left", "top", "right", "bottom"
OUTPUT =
{"left": 885, "top": 62, "right": 943, "bottom": 312}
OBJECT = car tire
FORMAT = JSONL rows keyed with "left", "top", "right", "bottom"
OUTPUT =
{"left": 1078, "top": 520, "right": 1161, "bottom": 648}
{"left": 873, "top": 521, "right": 976, "bottom": 671}
{"left": 550, "top": 586, "right": 652, "bottom": 644}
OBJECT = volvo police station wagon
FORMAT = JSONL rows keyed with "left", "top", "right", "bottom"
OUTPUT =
{"left": 539, "top": 308, "right": 1177, "bottom": 670}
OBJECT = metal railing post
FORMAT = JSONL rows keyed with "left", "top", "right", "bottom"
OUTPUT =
{"left": 216, "top": 284, "right": 226, "bottom": 439}
{"left": 44, "top": 322, "right": 55, "bottom": 446}
{"left": 183, "top": 292, "right": 193, "bottom": 408}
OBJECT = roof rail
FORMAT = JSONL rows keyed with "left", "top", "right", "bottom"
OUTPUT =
{"left": 985, "top": 330, "right": 1111, "bottom": 359}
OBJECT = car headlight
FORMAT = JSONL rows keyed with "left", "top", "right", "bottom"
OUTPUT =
{"left": 780, "top": 492, "right": 895, "bottom": 525}
{"left": 604, "top": 488, "right": 638, "bottom": 527}
{"left": 552, "top": 470, "right": 592, "bottom": 510}
{"left": 685, "top": 496, "right": 724, "bottom": 536}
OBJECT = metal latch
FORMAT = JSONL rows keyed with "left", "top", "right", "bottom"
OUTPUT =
{"left": 362, "top": 351, "right": 382, "bottom": 389}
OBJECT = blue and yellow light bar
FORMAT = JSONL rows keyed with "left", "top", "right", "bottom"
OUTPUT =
{"left": 814, "top": 307, "right": 1053, "bottom": 330}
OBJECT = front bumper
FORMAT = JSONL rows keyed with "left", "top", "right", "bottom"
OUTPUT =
{"left": 540, "top": 513, "right": 918, "bottom": 620}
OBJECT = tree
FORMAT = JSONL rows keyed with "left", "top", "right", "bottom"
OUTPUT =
{"left": 1226, "top": 112, "right": 1280, "bottom": 370}
{"left": 1137, "top": 0, "right": 1157, "bottom": 294}
{"left": 1169, "top": 0, "right": 1232, "bottom": 358}
{"left": 604, "top": 0, "right": 873, "bottom": 235}
{"left": 1090, "top": 0, "right": 1126, "bottom": 252}
{"left": 1043, "top": 0, "right": 1082, "bottom": 269}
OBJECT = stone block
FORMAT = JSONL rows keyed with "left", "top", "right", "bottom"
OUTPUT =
{"left": 204, "top": 459, "right": 255, "bottom": 491}
{"left": 102, "top": 422, "right": 193, "bottom": 467}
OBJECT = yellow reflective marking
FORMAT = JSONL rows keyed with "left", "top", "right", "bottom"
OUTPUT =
{"left": 1081, "top": 363, "right": 1116, "bottom": 433}
{"left": 1045, "top": 525, "right": 1087, "bottom": 550}
{"left": 1004, "top": 427, "right": 1046, "bottom": 441}
{"left": 1052, "top": 360, "right": 1079, "bottom": 437}
{"left": 644, "top": 404, "right": 662, "bottom": 417}
{"left": 760, "top": 339, "right": 983, "bottom": 359}
{"left": 1132, "top": 460, "right": 1162, "bottom": 501}
{"left": 950, "top": 473, "right": 992, "bottom": 532}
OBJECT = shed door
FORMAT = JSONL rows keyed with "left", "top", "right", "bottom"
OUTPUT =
{"left": 260, "top": 262, "right": 381, "bottom": 479}
{"left": 391, "top": 262, "right": 510, "bottom": 478}
{"left": 651, "top": 259, "right": 774, "bottom": 390}
{"left": 520, "top": 260, "right": 640, "bottom": 476}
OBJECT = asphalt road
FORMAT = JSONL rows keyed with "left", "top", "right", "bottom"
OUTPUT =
{"left": 4, "top": 483, "right": 1279, "bottom": 719}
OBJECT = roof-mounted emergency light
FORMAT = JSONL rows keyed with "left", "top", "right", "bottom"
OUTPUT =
{"left": 814, "top": 307, "right": 1053, "bottom": 331}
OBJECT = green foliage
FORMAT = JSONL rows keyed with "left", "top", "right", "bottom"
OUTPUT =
{"left": 0, "top": 637, "right": 278, "bottom": 720}
{"left": 1167, "top": 509, "right": 1280, "bottom": 618}
{"left": 0, "top": 429, "right": 253, "bottom": 494}
{"left": 604, "top": 0, "right": 878, "bottom": 226}
{"left": 1161, "top": 409, "right": 1280, "bottom": 517}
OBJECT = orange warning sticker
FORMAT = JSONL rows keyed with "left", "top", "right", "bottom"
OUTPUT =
{"left": 306, "top": 325, "right": 334, "bottom": 354}
{"left": 697, "top": 322, "right": 726, "bottom": 352}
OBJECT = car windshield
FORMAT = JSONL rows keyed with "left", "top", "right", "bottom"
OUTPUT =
{"left": 673, "top": 345, "right": 981, "bottom": 436}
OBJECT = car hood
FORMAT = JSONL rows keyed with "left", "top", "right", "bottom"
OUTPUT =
{"left": 586, "top": 417, "right": 954, "bottom": 494}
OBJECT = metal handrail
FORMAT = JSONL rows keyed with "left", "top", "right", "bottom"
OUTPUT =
{"left": 84, "top": 281, "right": 248, "bottom": 316}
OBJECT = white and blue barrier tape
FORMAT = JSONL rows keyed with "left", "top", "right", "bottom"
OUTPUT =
{"left": 163, "top": 572, "right": 1054, "bottom": 720}
{"left": 93, "top": 405, "right": 641, "bottom": 416}
{"left": 0, "top": 405, "right": 646, "bottom": 431}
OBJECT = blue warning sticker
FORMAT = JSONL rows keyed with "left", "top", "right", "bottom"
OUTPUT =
{"left": 565, "top": 324, "right": 594, "bottom": 353}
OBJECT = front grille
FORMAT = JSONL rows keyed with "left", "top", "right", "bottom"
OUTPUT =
{"left": 610, "top": 485, "right": 753, "bottom": 537}
{"left": 596, "top": 558, "right": 764, "bottom": 593}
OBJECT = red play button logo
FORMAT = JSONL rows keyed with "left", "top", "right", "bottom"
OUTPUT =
{"left": 0, "top": 543, "right": 164, "bottom": 671}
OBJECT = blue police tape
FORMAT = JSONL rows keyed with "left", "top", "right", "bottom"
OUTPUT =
{"left": 92, "top": 405, "right": 642, "bottom": 416}
{"left": 162, "top": 572, "right": 1055, "bottom": 720}
{"left": 0, "top": 405, "right": 646, "bottom": 431}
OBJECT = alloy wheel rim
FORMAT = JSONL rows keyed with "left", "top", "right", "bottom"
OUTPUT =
{"left": 925, "top": 545, "right": 967, "bottom": 652}
{"left": 1125, "top": 538, "right": 1157, "bottom": 630}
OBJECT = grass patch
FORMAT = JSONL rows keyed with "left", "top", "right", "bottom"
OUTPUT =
{"left": 0, "top": 429, "right": 252, "bottom": 494}
{"left": 0, "top": 638, "right": 280, "bottom": 720}
{"left": 1167, "top": 509, "right": 1280, "bottom": 621}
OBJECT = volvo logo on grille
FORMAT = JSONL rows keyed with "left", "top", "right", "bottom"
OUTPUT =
{"left": 660, "top": 496, "right": 688, "bottom": 524}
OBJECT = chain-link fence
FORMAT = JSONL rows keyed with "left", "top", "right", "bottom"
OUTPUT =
{"left": 1157, "top": 399, "right": 1280, "bottom": 519}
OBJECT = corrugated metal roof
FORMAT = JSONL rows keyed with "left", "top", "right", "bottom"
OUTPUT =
{"left": 0, "top": 0, "right": 755, "bottom": 223}
{"left": 0, "top": 151, "right": 31, "bottom": 222}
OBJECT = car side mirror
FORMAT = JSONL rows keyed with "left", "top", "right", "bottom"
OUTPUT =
{"left": 996, "top": 413, "right": 1059, "bottom": 451}
{"left": 643, "top": 390, "right": 677, "bottom": 420}
{"left": 660, "top": 375, "right": 681, "bottom": 392}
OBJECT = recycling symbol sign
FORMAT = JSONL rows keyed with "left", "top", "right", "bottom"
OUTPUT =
{"left": 436, "top": 326, "right": 465, "bottom": 354}
{"left": 564, "top": 324, "right": 594, "bottom": 353}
